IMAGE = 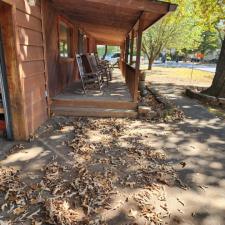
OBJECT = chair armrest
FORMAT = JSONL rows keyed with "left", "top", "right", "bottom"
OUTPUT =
{"left": 84, "top": 72, "right": 96, "bottom": 76}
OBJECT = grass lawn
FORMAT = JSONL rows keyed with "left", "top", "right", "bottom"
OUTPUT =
{"left": 141, "top": 66, "right": 214, "bottom": 87}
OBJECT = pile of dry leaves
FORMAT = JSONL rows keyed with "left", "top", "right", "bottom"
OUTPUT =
{"left": 139, "top": 89, "right": 184, "bottom": 122}
{"left": 0, "top": 118, "right": 186, "bottom": 225}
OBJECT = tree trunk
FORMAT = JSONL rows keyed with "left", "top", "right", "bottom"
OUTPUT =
{"left": 148, "top": 59, "right": 154, "bottom": 70}
{"left": 102, "top": 45, "right": 108, "bottom": 60}
{"left": 203, "top": 37, "right": 225, "bottom": 97}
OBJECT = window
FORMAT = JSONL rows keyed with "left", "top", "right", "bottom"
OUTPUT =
{"left": 59, "top": 21, "right": 72, "bottom": 58}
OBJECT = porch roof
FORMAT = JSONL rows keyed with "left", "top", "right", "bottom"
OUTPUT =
{"left": 51, "top": 0, "right": 177, "bottom": 45}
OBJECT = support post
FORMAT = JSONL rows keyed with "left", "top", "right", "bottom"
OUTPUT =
{"left": 129, "top": 30, "right": 134, "bottom": 65}
{"left": 134, "top": 18, "right": 143, "bottom": 102}
{"left": 125, "top": 36, "right": 129, "bottom": 63}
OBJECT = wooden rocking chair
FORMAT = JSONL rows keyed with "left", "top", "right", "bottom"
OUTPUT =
{"left": 76, "top": 54, "right": 102, "bottom": 94}
{"left": 94, "top": 53, "right": 112, "bottom": 81}
{"left": 87, "top": 54, "right": 110, "bottom": 85}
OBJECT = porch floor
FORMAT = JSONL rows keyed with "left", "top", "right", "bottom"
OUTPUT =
{"left": 53, "top": 69, "right": 132, "bottom": 102}
{"left": 51, "top": 69, "right": 138, "bottom": 118}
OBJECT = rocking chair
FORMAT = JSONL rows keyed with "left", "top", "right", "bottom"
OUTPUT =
{"left": 94, "top": 53, "right": 112, "bottom": 81}
{"left": 87, "top": 54, "right": 110, "bottom": 85}
{"left": 76, "top": 54, "right": 103, "bottom": 94}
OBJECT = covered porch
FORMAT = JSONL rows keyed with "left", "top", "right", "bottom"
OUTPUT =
{"left": 48, "top": 0, "right": 176, "bottom": 118}
{"left": 51, "top": 69, "right": 138, "bottom": 118}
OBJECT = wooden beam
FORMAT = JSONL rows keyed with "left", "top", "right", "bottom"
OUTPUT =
{"left": 125, "top": 36, "right": 129, "bottom": 63}
{"left": 1, "top": 0, "right": 13, "bottom": 5}
{"left": 40, "top": 0, "right": 50, "bottom": 116}
{"left": 129, "top": 30, "right": 134, "bottom": 65}
{"left": 133, "top": 16, "right": 144, "bottom": 102}
{"left": 0, "top": 2, "right": 28, "bottom": 140}
{"left": 85, "top": 0, "right": 177, "bottom": 14}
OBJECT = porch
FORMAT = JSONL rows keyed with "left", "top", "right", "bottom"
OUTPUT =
{"left": 51, "top": 69, "right": 138, "bottom": 118}
{"left": 0, "top": 0, "right": 176, "bottom": 140}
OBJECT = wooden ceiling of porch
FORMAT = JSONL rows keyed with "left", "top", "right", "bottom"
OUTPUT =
{"left": 51, "top": 0, "right": 176, "bottom": 45}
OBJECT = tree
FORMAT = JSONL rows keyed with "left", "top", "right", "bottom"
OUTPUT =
{"left": 102, "top": 45, "right": 108, "bottom": 60}
{"left": 142, "top": 0, "right": 202, "bottom": 70}
{"left": 203, "top": 36, "right": 225, "bottom": 97}
{"left": 198, "top": 31, "right": 221, "bottom": 56}
{"left": 193, "top": 0, "right": 225, "bottom": 97}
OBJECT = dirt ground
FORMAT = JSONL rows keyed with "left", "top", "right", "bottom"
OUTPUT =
{"left": 1, "top": 76, "right": 225, "bottom": 224}
{"left": 1, "top": 115, "right": 185, "bottom": 225}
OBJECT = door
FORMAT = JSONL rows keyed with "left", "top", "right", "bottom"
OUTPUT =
{"left": 0, "top": 26, "right": 13, "bottom": 139}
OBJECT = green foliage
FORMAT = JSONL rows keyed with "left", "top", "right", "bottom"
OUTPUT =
{"left": 193, "top": 0, "right": 225, "bottom": 31}
{"left": 142, "top": 0, "right": 225, "bottom": 67}
{"left": 198, "top": 31, "right": 221, "bottom": 54}
{"left": 193, "top": 0, "right": 225, "bottom": 45}
{"left": 97, "top": 45, "right": 120, "bottom": 58}
{"left": 142, "top": 0, "right": 202, "bottom": 66}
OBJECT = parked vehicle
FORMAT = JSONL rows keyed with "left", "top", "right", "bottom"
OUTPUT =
{"left": 105, "top": 53, "right": 121, "bottom": 64}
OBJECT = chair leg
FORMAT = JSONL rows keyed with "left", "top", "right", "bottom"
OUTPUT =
{"left": 106, "top": 71, "right": 109, "bottom": 86}
{"left": 97, "top": 76, "right": 102, "bottom": 92}
{"left": 81, "top": 79, "right": 86, "bottom": 94}
{"left": 109, "top": 69, "right": 112, "bottom": 81}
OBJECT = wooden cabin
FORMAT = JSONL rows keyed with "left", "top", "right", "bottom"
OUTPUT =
{"left": 0, "top": 0, "right": 176, "bottom": 140}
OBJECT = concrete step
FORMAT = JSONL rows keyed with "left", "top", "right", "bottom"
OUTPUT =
{"left": 51, "top": 98, "right": 137, "bottom": 110}
{"left": 51, "top": 107, "right": 138, "bottom": 118}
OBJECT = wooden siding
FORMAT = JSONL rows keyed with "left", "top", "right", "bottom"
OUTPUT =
{"left": 43, "top": 0, "right": 81, "bottom": 97}
{"left": 15, "top": 0, "right": 48, "bottom": 138}
{"left": 0, "top": 1, "right": 27, "bottom": 140}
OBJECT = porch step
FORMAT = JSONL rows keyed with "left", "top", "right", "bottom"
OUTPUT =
{"left": 51, "top": 98, "right": 137, "bottom": 110}
{"left": 51, "top": 107, "right": 138, "bottom": 118}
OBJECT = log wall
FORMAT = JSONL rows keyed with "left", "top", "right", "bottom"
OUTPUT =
{"left": 43, "top": 0, "right": 81, "bottom": 97}
{"left": 15, "top": 0, "right": 48, "bottom": 138}
{"left": 0, "top": 0, "right": 99, "bottom": 140}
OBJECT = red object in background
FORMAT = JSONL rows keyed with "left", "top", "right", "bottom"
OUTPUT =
{"left": 0, "top": 120, "right": 6, "bottom": 131}
{"left": 196, "top": 53, "right": 204, "bottom": 59}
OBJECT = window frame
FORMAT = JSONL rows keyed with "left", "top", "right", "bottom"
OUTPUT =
{"left": 57, "top": 16, "right": 73, "bottom": 59}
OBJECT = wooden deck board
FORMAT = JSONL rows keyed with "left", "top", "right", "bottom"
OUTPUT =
{"left": 53, "top": 69, "right": 133, "bottom": 102}
{"left": 51, "top": 69, "right": 137, "bottom": 117}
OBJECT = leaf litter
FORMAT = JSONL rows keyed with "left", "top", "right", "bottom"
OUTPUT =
{"left": 0, "top": 117, "right": 187, "bottom": 225}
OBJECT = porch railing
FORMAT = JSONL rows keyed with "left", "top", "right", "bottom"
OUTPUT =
{"left": 120, "top": 60, "right": 138, "bottom": 101}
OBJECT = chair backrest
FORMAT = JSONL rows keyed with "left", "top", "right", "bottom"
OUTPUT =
{"left": 76, "top": 54, "right": 85, "bottom": 78}
{"left": 87, "top": 54, "right": 98, "bottom": 73}
{"left": 90, "top": 55, "right": 98, "bottom": 68}
{"left": 94, "top": 53, "right": 100, "bottom": 65}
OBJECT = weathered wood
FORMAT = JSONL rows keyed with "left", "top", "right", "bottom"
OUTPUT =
{"left": 129, "top": 30, "right": 134, "bottom": 65}
{"left": 124, "top": 63, "right": 136, "bottom": 101}
{"left": 51, "top": 0, "right": 175, "bottom": 45}
{"left": 52, "top": 106, "right": 137, "bottom": 118}
{"left": 69, "top": 0, "right": 176, "bottom": 14}
{"left": 14, "top": 0, "right": 48, "bottom": 138}
{"left": 40, "top": 0, "right": 50, "bottom": 116}
{"left": 16, "top": 10, "right": 42, "bottom": 32}
{"left": 18, "top": 45, "right": 44, "bottom": 61}
{"left": 52, "top": 98, "right": 137, "bottom": 110}
{"left": 16, "top": 0, "right": 41, "bottom": 19}
{"left": 20, "top": 60, "right": 45, "bottom": 77}
{"left": 43, "top": 0, "right": 79, "bottom": 97}
{"left": 18, "top": 27, "right": 43, "bottom": 46}
{"left": 125, "top": 36, "right": 129, "bottom": 63}
{"left": 1, "top": 0, "right": 13, "bottom": 5}
{"left": 0, "top": 1, "right": 28, "bottom": 140}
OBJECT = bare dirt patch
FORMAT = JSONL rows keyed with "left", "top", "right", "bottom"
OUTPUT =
{"left": 0, "top": 117, "right": 187, "bottom": 225}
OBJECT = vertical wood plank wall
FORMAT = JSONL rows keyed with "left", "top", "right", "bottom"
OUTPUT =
{"left": 15, "top": 0, "right": 48, "bottom": 137}
{"left": 43, "top": 0, "right": 97, "bottom": 98}
{"left": 43, "top": 0, "right": 78, "bottom": 97}
{"left": 0, "top": 1, "right": 27, "bottom": 140}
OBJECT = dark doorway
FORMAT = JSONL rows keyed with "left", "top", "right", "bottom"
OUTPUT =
{"left": 0, "top": 27, "right": 13, "bottom": 139}
{"left": 0, "top": 1, "right": 13, "bottom": 140}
